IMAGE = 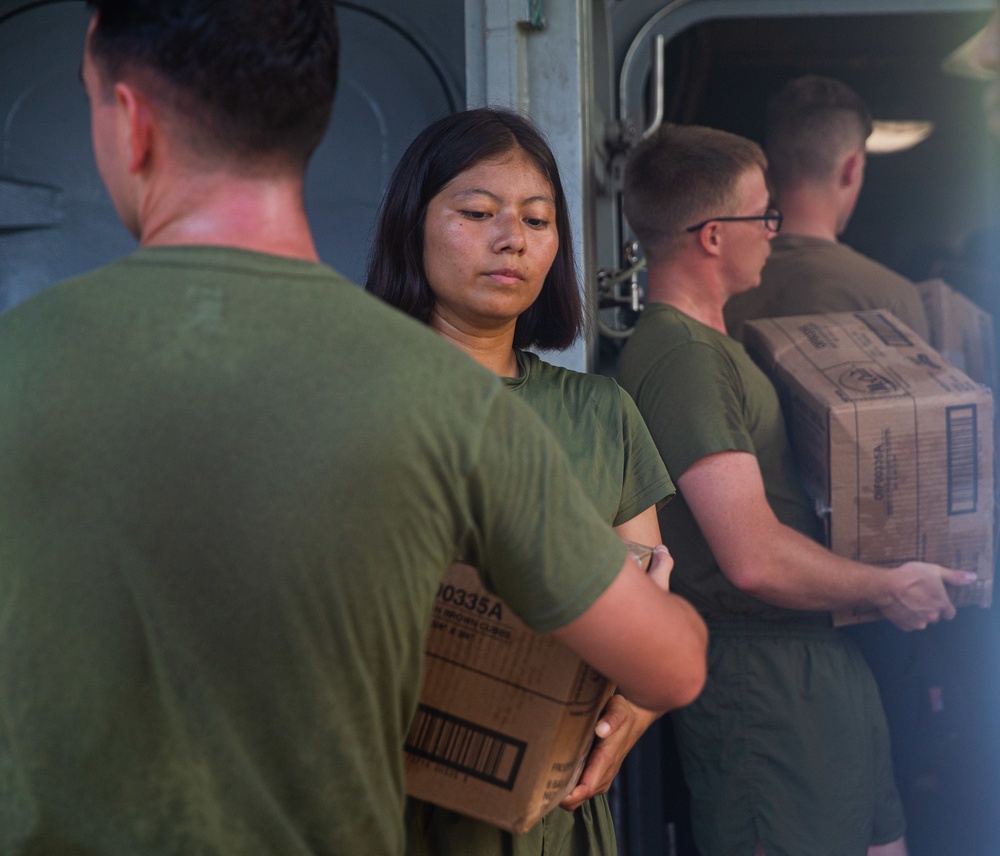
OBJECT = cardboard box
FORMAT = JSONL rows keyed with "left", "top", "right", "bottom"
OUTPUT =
{"left": 743, "top": 311, "right": 994, "bottom": 622}
{"left": 916, "top": 278, "right": 996, "bottom": 391}
{"left": 404, "top": 561, "right": 616, "bottom": 833}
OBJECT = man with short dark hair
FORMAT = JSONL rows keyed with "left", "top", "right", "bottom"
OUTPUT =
{"left": 724, "top": 75, "right": 930, "bottom": 342}
{"left": 618, "top": 122, "right": 972, "bottom": 856}
{"left": 0, "top": 3, "right": 707, "bottom": 854}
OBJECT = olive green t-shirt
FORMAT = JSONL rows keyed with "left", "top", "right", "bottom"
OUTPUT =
{"left": 617, "top": 302, "right": 823, "bottom": 620}
{"left": 0, "top": 247, "right": 627, "bottom": 856}
{"left": 504, "top": 350, "right": 674, "bottom": 524}
{"left": 725, "top": 234, "right": 930, "bottom": 342}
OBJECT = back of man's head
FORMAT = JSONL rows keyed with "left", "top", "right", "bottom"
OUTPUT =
{"left": 623, "top": 123, "right": 766, "bottom": 263}
{"left": 85, "top": 0, "right": 339, "bottom": 172}
{"left": 765, "top": 75, "right": 872, "bottom": 193}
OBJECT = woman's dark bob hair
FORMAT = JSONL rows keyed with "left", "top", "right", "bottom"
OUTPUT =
{"left": 364, "top": 108, "right": 582, "bottom": 351}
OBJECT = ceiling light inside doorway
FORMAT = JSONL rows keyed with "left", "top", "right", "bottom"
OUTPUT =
{"left": 865, "top": 120, "right": 935, "bottom": 154}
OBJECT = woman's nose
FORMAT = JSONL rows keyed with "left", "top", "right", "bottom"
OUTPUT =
{"left": 493, "top": 212, "right": 526, "bottom": 253}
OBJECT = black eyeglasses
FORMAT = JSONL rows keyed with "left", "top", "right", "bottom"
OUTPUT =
{"left": 685, "top": 207, "right": 783, "bottom": 234}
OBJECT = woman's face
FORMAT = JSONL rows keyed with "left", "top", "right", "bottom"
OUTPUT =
{"left": 422, "top": 148, "right": 559, "bottom": 335}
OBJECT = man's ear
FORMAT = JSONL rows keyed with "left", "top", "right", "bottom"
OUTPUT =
{"left": 114, "top": 81, "right": 153, "bottom": 174}
{"left": 697, "top": 222, "right": 723, "bottom": 256}
{"left": 840, "top": 149, "right": 864, "bottom": 190}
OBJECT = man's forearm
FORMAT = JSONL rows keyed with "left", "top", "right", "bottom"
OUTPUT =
{"left": 679, "top": 450, "right": 973, "bottom": 629}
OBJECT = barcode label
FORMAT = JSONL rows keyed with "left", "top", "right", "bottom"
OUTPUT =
{"left": 946, "top": 405, "right": 978, "bottom": 514}
{"left": 405, "top": 705, "right": 526, "bottom": 789}
{"left": 857, "top": 312, "right": 913, "bottom": 347}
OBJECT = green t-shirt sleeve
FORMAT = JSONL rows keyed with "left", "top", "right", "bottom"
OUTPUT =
{"left": 462, "top": 390, "right": 627, "bottom": 634}
{"left": 614, "top": 385, "right": 674, "bottom": 527}
{"left": 639, "top": 340, "right": 756, "bottom": 480}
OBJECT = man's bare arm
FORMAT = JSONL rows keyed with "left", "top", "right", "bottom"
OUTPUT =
{"left": 551, "top": 549, "right": 707, "bottom": 714}
{"left": 678, "top": 450, "right": 976, "bottom": 630}
{"left": 560, "top": 506, "right": 678, "bottom": 810}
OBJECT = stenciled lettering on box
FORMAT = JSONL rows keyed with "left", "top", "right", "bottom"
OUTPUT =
{"left": 436, "top": 581, "right": 505, "bottom": 621}
{"left": 871, "top": 428, "right": 897, "bottom": 516}
{"left": 838, "top": 364, "right": 899, "bottom": 396}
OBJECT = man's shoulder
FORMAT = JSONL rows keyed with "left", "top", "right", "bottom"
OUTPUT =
{"left": 2, "top": 246, "right": 357, "bottom": 312}
{"left": 632, "top": 303, "right": 741, "bottom": 356}
{"left": 768, "top": 236, "right": 913, "bottom": 289}
{"left": 0, "top": 246, "right": 505, "bottom": 401}
{"left": 621, "top": 303, "right": 747, "bottom": 391}
{"left": 0, "top": 256, "right": 131, "bottom": 337}
{"left": 630, "top": 302, "right": 702, "bottom": 348}
{"left": 823, "top": 241, "right": 912, "bottom": 286}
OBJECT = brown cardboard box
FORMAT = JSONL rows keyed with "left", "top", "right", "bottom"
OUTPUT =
{"left": 404, "top": 561, "right": 616, "bottom": 833}
{"left": 743, "top": 311, "right": 994, "bottom": 623}
{"left": 916, "top": 278, "right": 996, "bottom": 391}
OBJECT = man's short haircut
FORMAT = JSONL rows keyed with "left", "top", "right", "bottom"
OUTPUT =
{"left": 765, "top": 75, "right": 873, "bottom": 192}
{"left": 623, "top": 124, "right": 767, "bottom": 263}
{"left": 85, "top": 0, "right": 339, "bottom": 171}
{"left": 365, "top": 108, "right": 583, "bottom": 352}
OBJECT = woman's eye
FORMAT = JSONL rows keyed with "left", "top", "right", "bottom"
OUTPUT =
{"left": 460, "top": 210, "right": 489, "bottom": 220}
{"left": 524, "top": 217, "right": 549, "bottom": 229}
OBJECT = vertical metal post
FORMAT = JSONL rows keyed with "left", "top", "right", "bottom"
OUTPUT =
{"left": 465, "top": 0, "right": 598, "bottom": 372}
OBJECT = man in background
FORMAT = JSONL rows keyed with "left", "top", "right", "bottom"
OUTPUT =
{"left": 725, "top": 74, "right": 929, "bottom": 342}
{"left": 0, "top": 3, "right": 707, "bottom": 854}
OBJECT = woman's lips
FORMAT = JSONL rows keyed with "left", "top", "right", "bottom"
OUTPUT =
{"left": 487, "top": 268, "right": 525, "bottom": 284}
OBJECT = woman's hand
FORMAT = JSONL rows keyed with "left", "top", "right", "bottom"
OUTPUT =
{"left": 558, "top": 694, "right": 660, "bottom": 811}
{"left": 647, "top": 544, "right": 674, "bottom": 590}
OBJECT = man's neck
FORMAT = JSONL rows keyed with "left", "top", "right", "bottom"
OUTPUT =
{"left": 773, "top": 185, "right": 840, "bottom": 243}
{"left": 645, "top": 261, "right": 728, "bottom": 335}
{"left": 137, "top": 169, "right": 320, "bottom": 262}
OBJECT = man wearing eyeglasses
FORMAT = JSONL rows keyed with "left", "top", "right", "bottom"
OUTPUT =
{"left": 617, "top": 123, "right": 971, "bottom": 856}
{"left": 724, "top": 75, "right": 929, "bottom": 343}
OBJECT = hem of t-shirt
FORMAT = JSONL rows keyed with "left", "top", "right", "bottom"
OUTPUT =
{"left": 523, "top": 538, "right": 628, "bottom": 635}
{"left": 668, "top": 438, "right": 756, "bottom": 483}
{"left": 869, "top": 820, "right": 907, "bottom": 848}
{"left": 613, "top": 474, "right": 675, "bottom": 527}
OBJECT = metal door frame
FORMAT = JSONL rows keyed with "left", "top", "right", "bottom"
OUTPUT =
{"left": 615, "top": 0, "right": 994, "bottom": 126}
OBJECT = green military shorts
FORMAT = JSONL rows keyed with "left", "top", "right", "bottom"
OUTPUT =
{"left": 672, "top": 615, "right": 905, "bottom": 856}
{"left": 404, "top": 792, "right": 617, "bottom": 856}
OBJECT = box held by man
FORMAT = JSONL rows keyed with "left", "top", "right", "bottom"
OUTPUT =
{"left": 743, "top": 310, "right": 994, "bottom": 622}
